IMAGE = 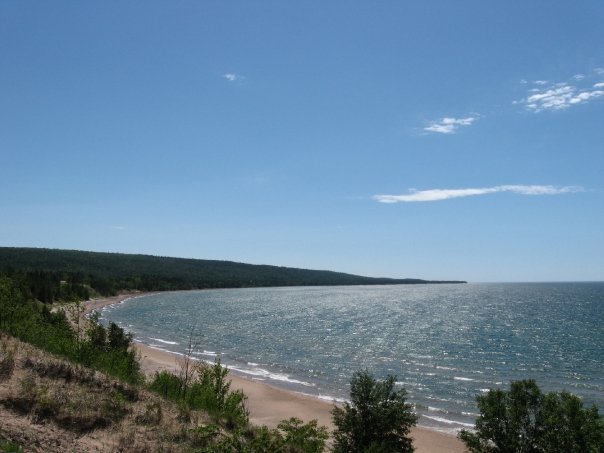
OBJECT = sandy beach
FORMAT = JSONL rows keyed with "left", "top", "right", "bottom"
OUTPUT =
{"left": 85, "top": 293, "right": 466, "bottom": 453}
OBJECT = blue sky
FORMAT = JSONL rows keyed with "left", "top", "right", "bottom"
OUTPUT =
{"left": 1, "top": 1, "right": 603, "bottom": 282}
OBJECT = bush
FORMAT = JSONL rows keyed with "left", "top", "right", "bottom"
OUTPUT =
{"left": 148, "top": 370, "right": 183, "bottom": 400}
{"left": 459, "top": 379, "right": 604, "bottom": 453}
{"left": 0, "top": 338, "right": 16, "bottom": 382}
{"left": 331, "top": 370, "right": 418, "bottom": 453}
{"left": 0, "top": 439, "right": 23, "bottom": 453}
{"left": 190, "top": 359, "right": 248, "bottom": 428}
{"left": 148, "top": 358, "right": 249, "bottom": 429}
{"left": 278, "top": 417, "right": 329, "bottom": 453}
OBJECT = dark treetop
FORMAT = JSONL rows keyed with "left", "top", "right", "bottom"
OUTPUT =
{"left": 0, "top": 247, "right": 465, "bottom": 301}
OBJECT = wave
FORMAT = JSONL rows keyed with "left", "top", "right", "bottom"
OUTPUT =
{"left": 317, "top": 394, "right": 348, "bottom": 404}
{"left": 228, "top": 366, "right": 315, "bottom": 388}
{"left": 422, "top": 414, "right": 475, "bottom": 429}
{"left": 150, "top": 338, "right": 179, "bottom": 345}
{"left": 192, "top": 350, "right": 218, "bottom": 357}
{"left": 454, "top": 376, "right": 475, "bottom": 382}
{"left": 427, "top": 406, "right": 449, "bottom": 414}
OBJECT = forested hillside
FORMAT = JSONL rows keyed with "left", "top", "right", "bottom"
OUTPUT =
{"left": 0, "top": 247, "right": 465, "bottom": 303}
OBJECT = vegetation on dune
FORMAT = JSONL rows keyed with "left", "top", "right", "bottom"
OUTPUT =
{"left": 1, "top": 333, "right": 330, "bottom": 452}
{"left": 149, "top": 360, "right": 249, "bottom": 429}
{"left": 147, "top": 363, "right": 329, "bottom": 452}
{"left": 0, "top": 274, "right": 141, "bottom": 384}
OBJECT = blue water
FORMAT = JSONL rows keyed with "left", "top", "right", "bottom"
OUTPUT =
{"left": 100, "top": 283, "right": 604, "bottom": 434}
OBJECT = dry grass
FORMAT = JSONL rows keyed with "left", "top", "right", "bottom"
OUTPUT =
{"left": 0, "top": 337, "right": 17, "bottom": 382}
{"left": 0, "top": 335, "right": 230, "bottom": 452}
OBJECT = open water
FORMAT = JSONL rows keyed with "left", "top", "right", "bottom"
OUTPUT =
{"left": 100, "top": 283, "right": 604, "bottom": 434}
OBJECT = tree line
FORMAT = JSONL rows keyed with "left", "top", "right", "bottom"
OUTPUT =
{"left": 0, "top": 247, "right": 465, "bottom": 302}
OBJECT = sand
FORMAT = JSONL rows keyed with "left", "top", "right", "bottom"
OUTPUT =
{"left": 85, "top": 294, "right": 466, "bottom": 453}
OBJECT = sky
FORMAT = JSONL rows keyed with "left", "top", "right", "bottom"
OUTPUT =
{"left": 1, "top": 1, "right": 603, "bottom": 282}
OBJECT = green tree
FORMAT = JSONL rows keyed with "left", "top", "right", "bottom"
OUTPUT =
{"left": 459, "top": 379, "right": 604, "bottom": 453}
{"left": 107, "top": 322, "right": 132, "bottom": 351}
{"left": 86, "top": 312, "right": 107, "bottom": 350}
{"left": 278, "top": 417, "right": 329, "bottom": 453}
{"left": 331, "top": 370, "right": 418, "bottom": 453}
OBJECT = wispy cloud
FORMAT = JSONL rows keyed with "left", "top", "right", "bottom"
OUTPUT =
{"left": 111, "top": 226, "right": 126, "bottom": 230}
{"left": 517, "top": 72, "right": 604, "bottom": 112}
{"left": 223, "top": 73, "right": 244, "bottom": 82}
{"left": 374, "top": 185, "right": 583, "bottom": 203}
{"left": 424, "top": 116, "right": 477, "bottom": 134}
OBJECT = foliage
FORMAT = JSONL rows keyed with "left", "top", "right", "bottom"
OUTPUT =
{"left": 331, "top": 370, "right": 418, "bottom": 453}
{"left": 0, "top": 247, "right": 462, "bottom": 298}
{"left": 0, "top": 336, "right": 16, "bottom": 381}
{"left": 0, "top": 274, "right": 141, "bottom": 384}
{"left": 0, "top": 439, "right": 23, "bottom": 453}
{"left": 459, "top": 379, "right": 604, "bottom": 453}
{"left": 148, "top": 370, "right": 184, "bottom": 401}
{"left": 148, "top": 359, "right": 328, "bottom": 451}
{"left": 195, "top": 419, "right": 328, "bottom": 453}
{"left": 277, "top": 417, "right": 329, "bottom": 453}
{"left": 149, "top": 358, "right": 249, "bottom": 429}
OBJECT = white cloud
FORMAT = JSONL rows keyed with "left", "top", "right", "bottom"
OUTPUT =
{"left": 374, "top": 185, "right": 583, "bottom": 203}
{"left": 424, "top": 116, "right": 477, "bottom": 134}
{"left": 223, "top": 73, "right": 243, "bottom": 82}
{"left": 111, "top": 226, "right": 126, "bottom": 230}
{"left": 520, "top": 82, "right": 604, "bottom": 112}
{"left": 518, "top": 69, "right": 604, "bottom": 112}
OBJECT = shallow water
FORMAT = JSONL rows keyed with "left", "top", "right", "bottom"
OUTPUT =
{"left": 100, "top": 282, "right": 604, "bottom": 433}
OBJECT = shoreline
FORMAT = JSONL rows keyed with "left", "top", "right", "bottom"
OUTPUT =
{"left": 85, "top": 293, "right": 465, "bottom": 453}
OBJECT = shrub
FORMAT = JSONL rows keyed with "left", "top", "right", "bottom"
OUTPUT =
{"left": 148, "top": 359, "right": 249, "bottom": 429}
{"left": 331, "top": 370, "right": 418, "bottom": 453}
{"left": 135, "top": 401, "right": 163, "bottom": 426}
{"left": 188, "top": 424, "right": 221, "bottom": 448}
{"left": 278, "top": 417, "right": 329, "bottom": 453}
{"left": 459, "top": 379, "right": 604, "bottom": 453}
{"left": 149, "top": 370, "right": 185, "bottom": 400}
{"left": 0, "top": 439, "right": 23, "bottom": 453}
{"left": 188, "top": 359, "right": 249, "bottom": 428}
{"left": 0, "top": 352, "right": 15, "bottom": 381}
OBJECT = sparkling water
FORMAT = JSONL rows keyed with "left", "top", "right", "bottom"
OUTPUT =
{"left": 100, "top": 283, "right": 604, "bottom": 434}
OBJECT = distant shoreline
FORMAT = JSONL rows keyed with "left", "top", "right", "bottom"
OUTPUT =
{"left": 84, "top": 292, "right": 465, "bottom": 453}
{"left": 0, "top": 247, "right": 466, "bottom": 293}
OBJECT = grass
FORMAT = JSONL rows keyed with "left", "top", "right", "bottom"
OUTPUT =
{"left": 0, "top": 440, "right": 22, "bottom": 453}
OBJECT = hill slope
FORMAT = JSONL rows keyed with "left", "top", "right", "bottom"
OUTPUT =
{"left": 0, "top": 247, "right": 465, "bottom": 293}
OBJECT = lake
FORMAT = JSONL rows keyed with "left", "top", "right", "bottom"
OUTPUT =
{"left": 100, "top": 282, "right": 604, "bottom": 433}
